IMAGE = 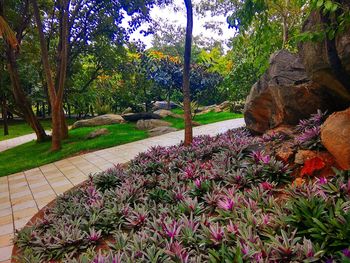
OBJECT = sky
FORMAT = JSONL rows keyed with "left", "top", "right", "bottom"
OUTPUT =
{"left": 127, "top": 0, "right": 236, "bottom": 50}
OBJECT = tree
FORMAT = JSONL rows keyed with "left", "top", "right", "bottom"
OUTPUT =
{"left": 183, "top": 0, "right": 193, "bottom": 146}
{"left": 31, "top": 0, "right": 163, "bottom": 150}
{"left": 0, "top": 0, "right": 48, "bottom": 142}
{"left": 0, "top": 53, "right": 9, "bottom": 136}
{"left": 31, "top": 0, "right": 69, "bottom": 151}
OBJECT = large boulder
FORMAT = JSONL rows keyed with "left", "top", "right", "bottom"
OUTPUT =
{"left": 152, "top": 101, "right": 179, "bottom": 110}
{"left": 244, "top": 50, "right": 333, "bottom": 133}
{"left": 72, "top": 114, "right": 124, "bottom": 129}
{"left": 136, "top": 119, "right": 171, "bottom": 130}
{"left": 299, "top": 9, "right": 350, "bottom": 107}
{"left": 122, "top": 112, "right": 161, "bottom": 122}
{"left": 321, "top": 107, "right": 350, "bottom": 170}
{"left": 148, "top": 126, "right": 177, "bottom": 137}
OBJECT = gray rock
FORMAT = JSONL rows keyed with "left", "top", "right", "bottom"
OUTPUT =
{"left": 148, "top": 126, "right": 177, "bottom": 137}
{"left": 299, "top": 9, "right": 350, "bottom": 108}
{"left": 153, "top": 101, "right": 179, "bottom": 110}
{"left": 86, "top": 128, "right": 109, "bottom": 139}
{"left": 244, "top": 50, "right": 333, "bottom": 134}
{"left": 72, "top": 114, "right": 124, "bottom": 129}
{"left": 122, "top": 112, "right": 161, "bottom": 122}
{"left": 136, "top": 119, "right": 171, "bottom": 130}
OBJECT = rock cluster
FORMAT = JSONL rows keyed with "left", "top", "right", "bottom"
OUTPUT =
{"left": 244, "top": 7, "right": 350, "bottom": 134}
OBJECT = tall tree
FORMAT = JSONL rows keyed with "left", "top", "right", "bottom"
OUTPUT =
{"left": 0, "top": 0, "right": 48, "bottom": 142}
{"left": 183, "top": 0, "right": 193, "bottom": 146}
{"left": 31, "top": 0, "right": 69, "bottom": 151}
{"left": 0, "top": 55, "right": 9, "bottom": 136}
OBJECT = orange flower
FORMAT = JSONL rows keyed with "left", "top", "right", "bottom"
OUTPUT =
{"left": 293, "top": 177, "right": 305, "bottom": 187}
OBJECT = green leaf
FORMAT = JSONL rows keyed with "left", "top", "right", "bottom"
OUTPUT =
{"left": 316, "top": 0, "right": 324, "bottom": 8}
{"left": 331, "top": 3, "right": 338, "bottom": 12}
{"left": 328, "top": 29, "right": 336, "bottom": 40}
{"left": 312, "top": 217, "right": 328, "bottom": 233}
{"left": 324, "top": 1, "right": 333, "bottom": 10}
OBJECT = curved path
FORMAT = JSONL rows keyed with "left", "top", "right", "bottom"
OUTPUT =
{"left": 0, "top": 118, "right": 245, "bottom": 262}
{"left": 0, "top": 131, "right": 51, "bottom": 153}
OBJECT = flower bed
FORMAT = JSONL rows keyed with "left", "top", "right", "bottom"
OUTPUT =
{"left": 14, "top": 113, "right": 350, "bottom": 262}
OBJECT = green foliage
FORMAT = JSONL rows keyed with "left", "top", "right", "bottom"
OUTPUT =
{"left": 298, "top": 0, "right": 350, "bottom": 42}
{"left": 285, "top": 194, "right": 350, "bottom": 254}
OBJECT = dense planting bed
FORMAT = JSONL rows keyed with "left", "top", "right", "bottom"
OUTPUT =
{"left": 14, "top": 114, "right": 350, "bottom": 262}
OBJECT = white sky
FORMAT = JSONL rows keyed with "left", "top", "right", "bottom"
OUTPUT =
{"left": 128, "top": 0, "right": 236, "bottom": 49}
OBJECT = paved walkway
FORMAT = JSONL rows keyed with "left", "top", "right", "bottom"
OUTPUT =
{"left": 0, "top": 118, "right": 245, "bottom": 262}
{"left": 0, "top": 131, "right": 51, "bottom": 153}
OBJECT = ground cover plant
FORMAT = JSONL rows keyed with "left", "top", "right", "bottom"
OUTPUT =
{"left": 14, "top": 113, "right": 350, "bottom": 262}
{"left": 0, "top": 112, "right": 242, "bottom": 177}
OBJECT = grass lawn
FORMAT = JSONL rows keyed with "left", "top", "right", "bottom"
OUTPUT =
{"left": 0, "top": 119, "right": 75, "bottom": 141}
{"left": 165, "top": 111, "right": 243, "bottom": 129}
{"left": 0, "top": 111, "right": 243, "bottom": 177}
{"left": 0, "top": 123, "right": 147, "bottom": 177}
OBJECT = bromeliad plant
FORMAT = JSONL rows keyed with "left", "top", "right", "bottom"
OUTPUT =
{"left": 14, "top": 126, "right": 350, "bottom": 262}
{"left": 295, "top": 110, "right": 327, "bottom": 150}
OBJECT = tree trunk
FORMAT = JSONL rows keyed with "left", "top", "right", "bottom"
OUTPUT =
{"left": 60, "top": 106, "right": 68, "bottom": 139}
{"left": 31, "top": 0, "right": 70, "bottom": 150}
{"left": 55, "top": 0, "right": 69, "bottom": 139}
{"left": 2, "top": 98, "right": 9, "bottom": 136}
{"left": 42, "top": 102, "right": 45, "bottom": 118}
{"left": 6, "top": 49, "right": 48, "bottom": 142}
{"left": 51, "top": 101, "right": 61, "bottom": 150}
{"left": 67, "top": 103, "right": 71, "bottom": 118}
{"left": 1, "top": 0, "right": 48, "bottom": 142}
{"left": 183, "top": 0, "right": 193, "bottom": 146}
{"left": 282, "top": 16, "right": 288, "bottom": 47}
{"left": 90, "top": 105, "right": 94, "bottom": 117}
{"left": 36, "top": 102, "right": 40, "bottom": 116}
{"left": 167, "top": 87, "right": 171, "bottom": 110}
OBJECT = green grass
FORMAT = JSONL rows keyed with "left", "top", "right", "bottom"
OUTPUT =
{"left": 0, "top": 111, "right": 243, "bottom": 177}
{"left": 165, "top": 111, "right": 243, "bottom": 130}
{"left": 0, "top": 123, "right": 147, "bottom": 177}
{"left": 0, "top": 119, "right": 75, "bottom": 141}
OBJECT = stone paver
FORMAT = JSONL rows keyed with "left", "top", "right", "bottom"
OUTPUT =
{"left": 0, "top": 118, "right": 245, "bottom": 261}
{"left": 0, "top": 131, "right": 51, "bottom": 153}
